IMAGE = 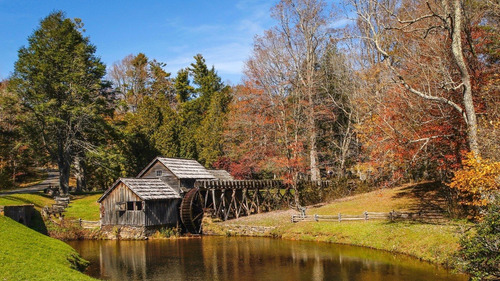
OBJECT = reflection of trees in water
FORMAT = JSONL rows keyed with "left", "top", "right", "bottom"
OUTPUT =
{"left": 70, "top": 237, "right": 465, "bottom": 281}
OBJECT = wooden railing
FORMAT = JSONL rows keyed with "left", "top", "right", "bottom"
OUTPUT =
{"left": 291, "top": 210, "right": 445, "bottom": 223}
{"left": 74, "top": 218, "right": 100, "bottom": 229}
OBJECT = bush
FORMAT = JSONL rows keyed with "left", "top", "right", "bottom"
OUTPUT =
{"left": 448, "top": 153, "right": 500, "bottom": 217}
{"left": 297, "top": 178, "right": 373, "bottom": 206}
{"left": 154, "top": 226, "right": 181, "bottom": 238}
{"left": 457, "top": 198, "right": 500, "bottom": 280}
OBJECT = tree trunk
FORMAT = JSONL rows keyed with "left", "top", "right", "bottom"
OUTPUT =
{"left": 57, "top": 142, "right": 71, "bottom": 195}
{"left": 451, "top": 0, "right": 480, "bottom": 156}
{"left": 309, "top": 93, "right": 321, "bottom": 181}
{"left": 74, "top": 154, "right": 87, "bottom": 193}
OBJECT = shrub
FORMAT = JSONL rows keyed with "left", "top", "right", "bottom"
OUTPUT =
{"left": 457, "top": 199, "right": 500, "bottom": 280}
{"left": 448, "top": 153, "right": 500, "bottom": 217}
{"left": 155, "top": 226, "right": 181, "bottom": 238}
{"left": 297, "top": 178, "right": 373, "bottom": 206}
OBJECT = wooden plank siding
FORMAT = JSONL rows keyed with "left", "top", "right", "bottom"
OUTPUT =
{"left": 100, "top": 182, "right": 182, "bottom": 227}
{"left": 101, "top": 182, "right": 145, "bottom": 226}
{"left": 144, "top": 199, "right": 181, "bottom": 226}
{"left": 140, "top": 162, "right": 175, "bottom": 179}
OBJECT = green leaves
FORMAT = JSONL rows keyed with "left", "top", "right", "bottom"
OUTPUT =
{"left": 458, "top": 199, "right": 500, "bottom": 280}
{"left": 9, "top": 11, "right": 106, "bottom": 193}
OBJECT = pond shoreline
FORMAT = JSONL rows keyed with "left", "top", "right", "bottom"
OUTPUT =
{"left": 68, "top": 236, "right": 468, "bottom": 281}
{"left": 201, "top": 213, "right": 466, "bottom": 271}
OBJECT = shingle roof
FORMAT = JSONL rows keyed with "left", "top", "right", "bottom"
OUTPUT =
{"left": 137, "top": 157, "right": 216, "bottom": 179}
{"left": 97, "top": 178, "right": 181, "bottom": 202}
{"left": 207, "top": 169, "right": 234, "bottom": 181}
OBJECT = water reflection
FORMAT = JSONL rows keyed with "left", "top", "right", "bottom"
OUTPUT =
{"left": 68, "top": 237, "right": 466, "bottom": 281}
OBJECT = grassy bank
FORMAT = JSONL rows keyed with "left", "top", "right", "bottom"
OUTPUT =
{"left": 0, "top": 191, "right": 102, "bottom": 221}
{"left": 64, "top": 192, "right": 102, "bottom": 221}
{"left": 0, "top": 215, "right": 95, "bottom": 280}
{"left": 206, "top": 182, "right": 468, "bottom": 266}
{"left": 0, "top": 193, "right": 54, "bottom": 209}
{"left": 0, "top": 192, "right": 103, "bottom": 240}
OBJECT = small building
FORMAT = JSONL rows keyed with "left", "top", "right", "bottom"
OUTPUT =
{"left": 98, "top": 178, "right": 181, "bottom": 231}
{"left": 136, "top": 157, "right": 216, "bottom": 192}
{"left": 98, "top": 157, "right": 234, "bottom": 237}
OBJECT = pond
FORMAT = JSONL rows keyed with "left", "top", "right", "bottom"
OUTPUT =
{"left": 68, "top": 237, "right": 466, "bottom": 281}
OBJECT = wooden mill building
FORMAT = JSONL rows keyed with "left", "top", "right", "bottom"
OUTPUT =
{"left": 98, "top": 157, "right": 228, "bottom": 231}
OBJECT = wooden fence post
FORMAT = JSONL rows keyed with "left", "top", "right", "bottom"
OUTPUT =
{"left": 364, "top": 211, "right": 368, "bottom": 221}
{"left": 390, "top": 210, "right": 394, "bottom": 221}
{"left": 314, "top": 214, "right": 318, "bottom": 222}
{"left": 79, "top": 218, "right": 82, "bottom": 227}
{"left": 338, "top": 213, "right": 341, "bottom": 222}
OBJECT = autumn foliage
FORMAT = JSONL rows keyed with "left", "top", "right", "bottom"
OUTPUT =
{"left": 448, "top": 153, "right": 500, "bottom": 213}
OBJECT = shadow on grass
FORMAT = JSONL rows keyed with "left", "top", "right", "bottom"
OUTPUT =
{"left": 390, "top": 182, "right": 460, "bottom": 222}
{"left": 392, "top": 182, "right": 448, "bottom": 211}
{"left": 0, "top": 193, "right": 53, "bottom": 208}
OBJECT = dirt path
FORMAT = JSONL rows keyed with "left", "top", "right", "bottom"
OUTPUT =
{"left": 0, "top": 169, "right": 59, "bottom": 196}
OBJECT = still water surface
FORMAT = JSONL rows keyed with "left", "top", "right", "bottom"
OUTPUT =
{"left": 68, "top": 237, "right": 466, "bottom": 281}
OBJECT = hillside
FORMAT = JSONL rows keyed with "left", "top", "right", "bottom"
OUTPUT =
{"left": 207, "top": 182, "right": 468, "bottom": 265}
{"left": 0, "top": 215, "right": 95, "bottom": 280}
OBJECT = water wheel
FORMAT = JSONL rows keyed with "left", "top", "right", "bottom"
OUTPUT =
{"left": 180, "top": 187, "right": 204, "bottom": 234}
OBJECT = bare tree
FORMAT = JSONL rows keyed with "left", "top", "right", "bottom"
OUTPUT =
{"left": 350, "top": 0, "right": 481, "bottom": 156}
{"left": 272, "top": 0, "right": 332, "bottom": 180}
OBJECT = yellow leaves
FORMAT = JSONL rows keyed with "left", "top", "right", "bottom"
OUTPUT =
{"left": 448, "top": 152, "right": 500, "bottom": 209}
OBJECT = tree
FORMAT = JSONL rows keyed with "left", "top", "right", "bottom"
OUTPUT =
{"left": 9, "top": 11, "right": 106, "bottom": 194}
{"left": 316, "top": 46, "right": 359, "bottom": 178}
{"left": 448, "top": 153, "right": 500, "bottom": 215}
{"left": 0, "top": 80, "right": 36, "bottom": 187}
{"left": 271, "top": 0, "right": 332, "bottom": 180}
{"left": 350, "top": 0, "right": 481, "bottom": 157}
{"left": 239, "top": 0, "right": 358, "bottom": 183}
{"left": 197, "top": 86, "right": 232, "bottom": 166}
{"left": 109, "top": 53, "right": 175, "bottom": 113}
{"left": 174, "top": 68, "right": 194, "bottom": 104}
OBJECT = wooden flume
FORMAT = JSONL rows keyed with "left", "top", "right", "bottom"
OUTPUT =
{"left": 180, "top": 180, "right": 295, "bottom": 234}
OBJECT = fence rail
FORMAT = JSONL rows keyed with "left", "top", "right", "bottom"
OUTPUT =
{"left": 72, "top": 218, "right": 100, "bottom": 229}
{"left": 291, "top": 211, "right": 445, "bottom": 223}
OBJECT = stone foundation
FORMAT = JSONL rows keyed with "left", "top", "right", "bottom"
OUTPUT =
{"left": 100, "top": 225, "right": 169, "bottom": 240}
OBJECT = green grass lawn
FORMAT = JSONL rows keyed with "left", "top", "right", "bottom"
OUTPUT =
{"left": 276, "top": 220, "right": 463, "bottom": 265}
{"left": 0, "top": 215, "right": 95, "bottom": 280}
{"left": 64, "top": 192, "right": 102, "bottom": 221}
{"left": 0, "top": 191, "right": 103, "bottom": 221}
{"left": 0, "top": 193, "right": 55, "bottom": 209}
{"left": 213, "top": 182, "right": 469, "bottom": 266}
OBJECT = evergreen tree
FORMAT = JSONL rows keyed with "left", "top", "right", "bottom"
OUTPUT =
{"left": 197, "top": 86, "right": 232, "bottom": 166}
{"left": 9, "top": 11, "right": 106, "bottom": 194}
{"left": 174, "top": 68, "right": 194, "bottom": 104}
{"left": 189, "top": 54, "right": 223, "bottom": 108}
{"left": 153, "top": 100, "right": 180, "bottom": 157}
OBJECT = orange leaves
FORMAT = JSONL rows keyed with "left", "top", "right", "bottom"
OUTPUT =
{"left": 448, "top": 153, "right": 500, "bottom": 210}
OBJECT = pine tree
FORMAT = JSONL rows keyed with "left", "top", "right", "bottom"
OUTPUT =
{"left": 9, "top": 11, "right": 106, "bottom": 194}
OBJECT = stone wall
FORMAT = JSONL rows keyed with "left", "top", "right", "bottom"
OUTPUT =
{"left": 100, "top": 225, "right": 164, "bottom": 240}
{"left": 3, "top": 205, "right": 34, "bottom": 226}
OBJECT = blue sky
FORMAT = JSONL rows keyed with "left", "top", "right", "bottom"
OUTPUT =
{"left": 0, "top": 0, "right": 277, "bottom": 84}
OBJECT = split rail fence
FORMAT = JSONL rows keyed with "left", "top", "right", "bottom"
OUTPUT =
{"left": 291, "top": 211, "right": 445, "bottom": 223}
{"left": 72, "top": 218, "right": 100, "bottom": 229}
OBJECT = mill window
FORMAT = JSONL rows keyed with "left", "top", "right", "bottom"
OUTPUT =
{"left": 126, "top": 201, "right": 134, "bottom": 211}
